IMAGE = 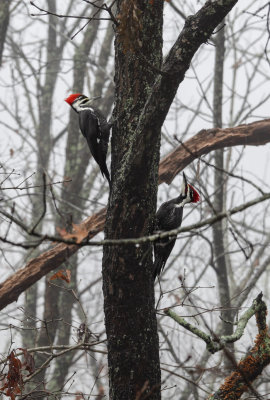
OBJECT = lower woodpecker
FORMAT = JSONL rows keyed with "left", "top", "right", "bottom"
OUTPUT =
{"left": 153, "top": 172, "right": 200, "bottom": 280}
{"left": 65, "top": 93, "right": 111, "bottom": 186}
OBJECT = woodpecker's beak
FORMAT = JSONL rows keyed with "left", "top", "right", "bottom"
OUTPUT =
{"left": 91, "top": 96, "right": 101, "bottom": 102}
{"left": 181, "top": 172, "right": 188, "bottom": 197}
{"left": 83, "top": 96, "right": 101, "bottom": 105}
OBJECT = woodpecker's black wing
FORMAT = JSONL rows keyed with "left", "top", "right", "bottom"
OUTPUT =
{"left": 153, "top": 236, "right": 176, "bottom": 280}
{"left": 78, "top": 109, "right": 111, "bottom": 185}
{"left": 153, "top": 201, "right": 183, "bottom": 280}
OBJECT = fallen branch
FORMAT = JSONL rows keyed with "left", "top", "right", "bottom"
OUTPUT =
{"left": 159, "top": 118, "right": 270, "bottom": 184}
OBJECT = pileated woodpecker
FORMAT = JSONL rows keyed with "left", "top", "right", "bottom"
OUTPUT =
{"left": 65, "top": 94, "right": 111, "bottom": 185}
{"left": 153, "top": 173, "right": 200, "bottom": 280}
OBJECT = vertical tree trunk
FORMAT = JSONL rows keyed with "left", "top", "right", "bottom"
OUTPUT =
{"left": 102, "top": 1, "right": 164, "bottom": 398}
{"left": 36, "top": 17, "right": 102, "bottom": 393}
{"left": 212, "top": 24, "right": 234, "bottom": 349}
{"left": 0, "top": 0, "right": 9, "bottom": 66}
{"left": 22, "top": 0, "right": 59, "bottom": 349}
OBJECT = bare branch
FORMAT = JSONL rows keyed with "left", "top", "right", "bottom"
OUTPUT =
{"left": 165, "top": 293, "right": 265, "bottom": 354}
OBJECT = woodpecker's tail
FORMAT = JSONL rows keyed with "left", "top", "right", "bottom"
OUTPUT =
{"left": 153, "top": 257, "right": 165, "bottom": 280}
{"left": 100, "top": 162, "right": 111, "bottom": 188}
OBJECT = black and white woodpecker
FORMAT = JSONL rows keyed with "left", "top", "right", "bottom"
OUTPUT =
{"left": 65, "top": 94, "right": 111, "bottom": 186}
{"left": 153, "top": 173, "right": 200, "bottom": 280}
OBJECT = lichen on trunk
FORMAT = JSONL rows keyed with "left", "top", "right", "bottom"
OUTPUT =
{"left": 102, "top": 1, "right": 164, "bottom": 398}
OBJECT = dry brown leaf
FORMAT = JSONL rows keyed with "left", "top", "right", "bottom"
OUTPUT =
{"left": 50, "top": 269, "right": 71, "bottom": 283}
{"left": 0, "top": 351, "right": 23, "bottom": 400}
{"left": 56, "top": 223, "right": 88, "bottom": 244}
{"left": 18, "top": 348, "right": 35, "bottom": 375}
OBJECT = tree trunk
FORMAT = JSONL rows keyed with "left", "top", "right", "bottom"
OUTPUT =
{"left": 0, "top": 0, "right": 9, "bottom": 66}
{"left": 102, "top": 1, "right": 164, "bottom": 398}
{"left": 212, "top": 25, "right": 234, "bottom": 353}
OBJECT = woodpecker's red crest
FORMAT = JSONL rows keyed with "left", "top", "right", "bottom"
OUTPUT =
{"left": 64, "top": 93, "right": 82, "bottom": 105}
{"left": 188, "top": 184, "right": 200, "bottom": 203}
{"left": 181, "top": 172, "right": 200, "bottom": 204}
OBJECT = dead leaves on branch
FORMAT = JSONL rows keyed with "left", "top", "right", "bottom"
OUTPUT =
{"left": 56, "top": 223, "right": 88, "bottom": 244}
{"left": 0, "top": 351, "right": 22, "bottom": 400}
{"left": 18, "top": 348, "right": 35, "bottom": 376}
{"left": 50, "top": 269, "right": 71, "bottom": 284}
{"left": 0, "top": 349, "right": 35, "bottom": 400}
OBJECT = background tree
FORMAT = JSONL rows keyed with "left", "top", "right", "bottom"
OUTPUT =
{"left": 0, "top": 0, "right": 9, "bottom": 66}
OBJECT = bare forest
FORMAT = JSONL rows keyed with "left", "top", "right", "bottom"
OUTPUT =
{"left": 1, "top": 1, "right": 270, "bottom": 399}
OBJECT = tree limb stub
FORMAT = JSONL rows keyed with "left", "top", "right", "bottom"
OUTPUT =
{"left": 0, "top": 119, "right": 270, "bottom": 310}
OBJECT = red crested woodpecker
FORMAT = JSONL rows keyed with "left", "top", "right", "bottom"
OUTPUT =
{"left": 153, "top": 172, "right": 200, "bottom": 280}
{"left": 65, "top": 94, "right": 111, "bottom": 185}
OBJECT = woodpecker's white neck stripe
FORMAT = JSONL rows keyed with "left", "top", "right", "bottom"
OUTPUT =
{"left": 73, "top": 103, "right": 94, "bottom": 113}
{"left": 175, "top": 197, "right": 189, "bottom": 208}
{"left": 175, "top": 185, "right": 192, "bottom": 207}
{"left": 71, "top": 97, "right": 94, "bottom": 112}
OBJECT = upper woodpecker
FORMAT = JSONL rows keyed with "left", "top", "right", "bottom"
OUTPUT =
{"left": 65, "top": 94, "right": 111, "bottom": 185}
{"left": 153, "top": 173, "right": 200, "bottom": 280}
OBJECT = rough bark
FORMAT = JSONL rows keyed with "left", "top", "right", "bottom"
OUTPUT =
{"left": 102, "top": 1, "right": 164, "bottom": 397}
{"left": 0, "top": 119, "right": 269, "bottom": 311}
